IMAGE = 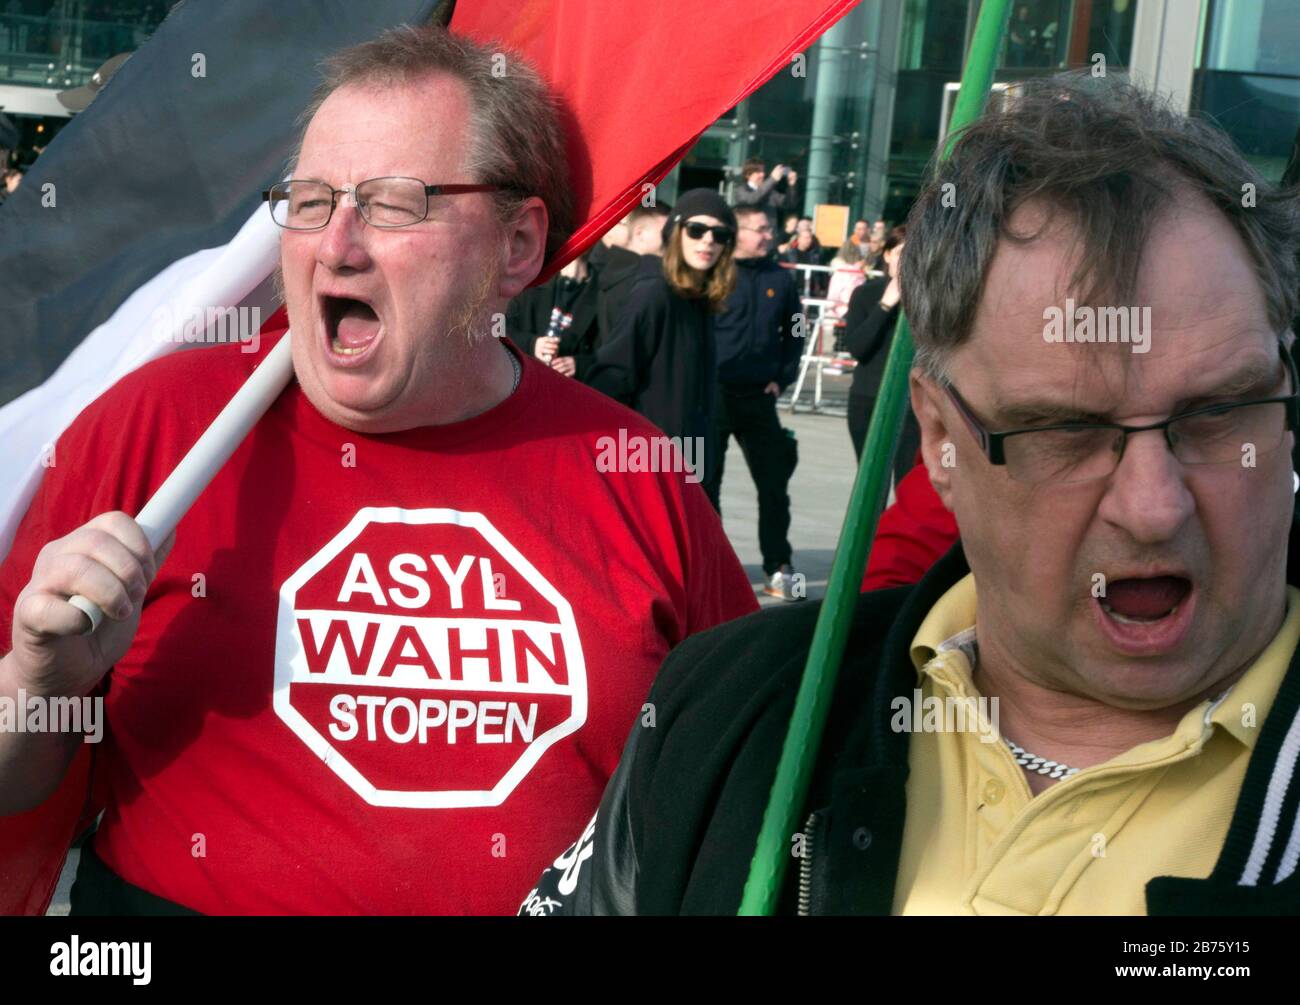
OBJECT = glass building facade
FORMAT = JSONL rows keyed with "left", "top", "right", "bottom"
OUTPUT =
{"left": 1194, "top": 0, "right": 1300, "bottom": 181}
{"left": 1, "top": 1, "right": 177, "bottom": 163}
{"left": 670, "top": 1, "right": 887, "bottom": 216}
{"left": 1, "top": 0, "right": 173, "bottom": 91}
{"left": 678, "top": 0, "right": 1297, "bottom": 234}
{"left": 3, "top": 1, "right": 1296, "bottom": 223}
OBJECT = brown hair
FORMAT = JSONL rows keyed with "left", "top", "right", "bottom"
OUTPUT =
{"left": 661, "top": 220, "right": 737, "bottom": 311}
{"left": 902, "top": 71, "right": 1300, "bottom": 378}
{"left": 836, "top": 240, "right": 865, "bottom": 264}
{"left": 294, "top": 24, "right": 575, "bottom": 262}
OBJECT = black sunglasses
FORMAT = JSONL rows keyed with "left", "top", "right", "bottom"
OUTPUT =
{"left": 682, "top": 221, "right": 735, "bottom": 244}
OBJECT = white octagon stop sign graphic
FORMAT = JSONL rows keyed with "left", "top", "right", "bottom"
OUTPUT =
{"left": 273, "top": 507, "right": 587, "bottom": 808}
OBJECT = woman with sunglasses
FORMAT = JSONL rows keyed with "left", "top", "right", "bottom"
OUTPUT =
{"left": 588, "top": 190, "right": 738, "bottom": 486}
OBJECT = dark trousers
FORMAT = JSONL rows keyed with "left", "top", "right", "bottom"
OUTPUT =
{"left": 848, "top": 394, "right": 921, "bottom": 486}
{"left": 704, "top": 386, "right": 794, "bottom": 575}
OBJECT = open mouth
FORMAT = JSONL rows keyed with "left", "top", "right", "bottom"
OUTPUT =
{"left": 1098, "top": 575, "right": 1192, "bottom": 624}
{"left": 320, "top": 294, "right": 382, "bottom": 361}
{"left": 1092, "top": 573, "right": 1195, "bottom": 656}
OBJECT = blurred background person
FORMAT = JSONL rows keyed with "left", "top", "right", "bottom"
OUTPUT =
{"left": 0, "top": 110, "right": 17, "bottom": 173}
{"left": 781, "top": 218, "right": 827, "bottom": 296}
{"left": 777, "top": 212, "right": 800, "bottom": 250}
{"left": 586, "top": 213, "right": 630, "bottom": 273}
{"left": 595, "top": 203, "right": 670, "bottom": 344}
{"left": 862, "top": 224, "right": 887, "bottom": 269}
{"left": 588, "top": 190, "right": 737, "bottom": 486}
{"left": 0, "top": 167, "right": 21, "bottom": 205}
{"left": 839, "top": 218, "right": 871, "bottom": 260}
{"left": 705, "top": 204, "right": 804, "bottom": 600}
{"left": 734, "top": 157, "right": 795, "bottom": 236}
{"left": 778, "top": 214, "right": 818, "bottom": 255}
{"left": 506, "top": 252, "right": 600, "bottom": 380}
{"left": 826, "top": 238, "right": 868, "bottom": 322}
{"left": 843, "top": 224, "right": 918, "bottom": 483}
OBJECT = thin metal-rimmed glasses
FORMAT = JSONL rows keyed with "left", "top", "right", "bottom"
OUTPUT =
{"left": 262, "top": 176, "right": 507, "bottom": 230}
{"left": 941, "top": 340, "right": 1300, "bottom": 485}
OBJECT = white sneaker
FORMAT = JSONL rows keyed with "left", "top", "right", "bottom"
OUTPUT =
{"left": 762, "top": 565, "right": 805, "bottom": 602}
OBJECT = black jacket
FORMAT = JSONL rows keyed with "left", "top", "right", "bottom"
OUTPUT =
{"left": 733, "top": 176, "right": 792, "bottom": 235}
{"left": 779, "top": 242, "right": 827, "bottom": 297}
{"left": 593, "top": 245, "right": 646, "bottom": 346}
{"left": 586, "top": 256, "right": 717, "bottom": 446}
{"left": 505, "top": 272, "right": 601, "bottom": 381}
{"left": 523, "top": 520, "right": 1300, "bottom": 915}
{"left": 713, "top": 254, "right": 804, "bottom": 391}
{"left": 844, "top": 273, "right": 900, "bottom": 401}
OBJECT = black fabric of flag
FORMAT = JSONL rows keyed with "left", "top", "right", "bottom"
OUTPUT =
{"left": 0, "top": 0, "right": 444, "bottom": 407}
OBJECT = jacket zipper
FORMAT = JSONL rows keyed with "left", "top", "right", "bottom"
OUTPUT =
{"left": 797, "top": 811, "right": 819, "bottom": 916}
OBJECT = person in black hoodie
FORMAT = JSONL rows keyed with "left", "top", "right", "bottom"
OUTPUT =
{"left": 843, "top": 224, "right": 919, "bottom": 481}
{"left": 705, "top": 204, "right": 805, "bottom": 600}
{"left": 593, "top": 204, "right": 670, "bottom": 343}
{"left": 587, "top": 190, "right": 738, "bottom": 485}
{"left": 504, "top": 253, "right": 600, "bottom": 380}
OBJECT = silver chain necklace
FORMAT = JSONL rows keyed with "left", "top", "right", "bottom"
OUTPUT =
{"left": 504, "top": 342, "right": 521, "bottom": 393}
{"left": 1003, "top": 737, "right": 1080, "bottom": 779}
{"left": 944, "top": 630, "right": 1081, "bottom": 780}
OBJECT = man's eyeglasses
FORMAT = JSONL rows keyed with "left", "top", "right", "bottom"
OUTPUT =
{"left": 942, "top": 341, "right": 1300, "bottom": 485}
{"left": 262, "top": 177, "right": 507, "bottom": 230}
{"left": 682, "top": 221, "right": 735, "bottom": 244}
{"left": 740, "top": 224, "right": 774, "bottom": 235}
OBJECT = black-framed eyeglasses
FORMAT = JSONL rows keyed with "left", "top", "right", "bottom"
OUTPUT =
{"left": 262, "top": 177, "right": 507, "bottom": 230}
{"left": 682, "top": 221, "right": 735, "bottom": 244}
{"left": 942, "top": 340, "right": 1300, "bottom": 485}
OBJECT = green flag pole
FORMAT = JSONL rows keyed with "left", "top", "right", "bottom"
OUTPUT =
{"left": 737, "top": 0, "right": 1013, "bottom": 916}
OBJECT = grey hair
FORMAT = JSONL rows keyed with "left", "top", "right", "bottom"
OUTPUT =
{"left": 292, "top": 23, "right": 575, "bottom": 262}
{"left": 901, "top": 71, "right": 1300, "bottom": 381}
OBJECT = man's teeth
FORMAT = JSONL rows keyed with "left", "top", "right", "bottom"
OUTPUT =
{"left": 331, "top": 336, "right": 368, "bottom": 356}
{"left": 1099, "top": 600, "right": 1179, "bottom": 624}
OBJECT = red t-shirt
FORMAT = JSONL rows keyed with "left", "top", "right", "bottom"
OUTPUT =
{"left": 862, "top": 461, "right": 959, "bottom": 591}
{"left": 0, "top": 326, "right": 756, "bottom": 915}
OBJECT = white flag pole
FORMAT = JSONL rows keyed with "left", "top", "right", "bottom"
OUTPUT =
{"left": 68, "top": 333, "right": 297, "bottom": 633}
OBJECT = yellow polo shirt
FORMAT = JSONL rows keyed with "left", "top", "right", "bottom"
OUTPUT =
{"left": 892, "top": 575, "right": 1300, "bottom": 915}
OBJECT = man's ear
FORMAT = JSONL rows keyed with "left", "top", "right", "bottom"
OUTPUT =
{"left": 911, "top": 370, "right": 957, "bottom": 511}
{"left": 497, "top": 196, "right": 548, "bottom": 300}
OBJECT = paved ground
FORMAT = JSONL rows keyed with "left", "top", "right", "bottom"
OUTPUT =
{"left": 44, "top": 373, "right": 863, "bottom": 914}
{"left": 720, "top": 385, "right": 860, "bottom": 606}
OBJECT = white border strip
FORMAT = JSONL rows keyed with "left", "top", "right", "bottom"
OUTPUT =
{"left": 1240, "top": 703, "right": 1300, "bottom": 885}
{"left": 0, "top": 206, "right": 280, "bottom": 560}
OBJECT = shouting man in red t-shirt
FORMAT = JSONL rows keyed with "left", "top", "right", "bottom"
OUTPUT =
{"left": 0, "top": 25, "right": 756, "bottom": 915}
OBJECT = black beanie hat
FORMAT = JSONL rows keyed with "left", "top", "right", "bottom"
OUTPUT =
{"left": 662, "top": 188, "right": 738, "bottom": 246}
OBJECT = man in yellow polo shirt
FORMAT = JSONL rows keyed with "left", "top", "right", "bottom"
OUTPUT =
{"left": 525, "top": 71, "right": 1300, "bottom": 916}
{"left": 896, "top": 575, "right": 1300, "bottom": 914}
